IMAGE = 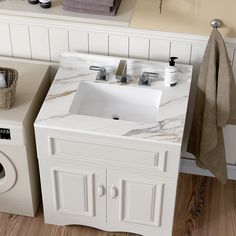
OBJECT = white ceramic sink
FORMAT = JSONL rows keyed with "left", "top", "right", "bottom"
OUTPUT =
{"left": 70, "top": 81, "right": 162, "bottom": 123}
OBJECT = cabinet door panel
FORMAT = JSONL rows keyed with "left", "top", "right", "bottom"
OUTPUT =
{"left": 39, "top": 159, "right": 106, "bottom": 226}
{"left": 53, "top": 169, "right": 94, "bottom": 216}
{"left": 120, "top": 178, "right": 163, "bottom": 226}
{"left": 107, "top": 169, "right": 177, "bottom": 236}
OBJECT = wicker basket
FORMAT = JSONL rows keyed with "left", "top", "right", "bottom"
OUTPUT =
{"left": 0, "top": 67, "right": 18, "bottom": 110}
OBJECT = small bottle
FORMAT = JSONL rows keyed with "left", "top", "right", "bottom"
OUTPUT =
{"left": 39, "top": 0, "right": 51, "bottom": 8}
{"left": 164, "top": 57, "right": 178, "bottom": 87}
{"left": 0, "top": 74, "right": 7, "bottom": 89}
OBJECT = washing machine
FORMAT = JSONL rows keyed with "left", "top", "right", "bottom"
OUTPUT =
{"left": 0, "top": 58, "right": 51, "bottom": 217}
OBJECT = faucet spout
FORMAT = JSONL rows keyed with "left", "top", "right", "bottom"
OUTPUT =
{"left": 115, "top": 60, "right": 128, "bottom": 83}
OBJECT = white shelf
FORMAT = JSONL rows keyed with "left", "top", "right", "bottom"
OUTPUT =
{"left": 0, "top": 0, "right": 136, "bottom": 27}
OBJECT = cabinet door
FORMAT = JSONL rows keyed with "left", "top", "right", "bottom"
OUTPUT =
{"left": 39, "top": 159, "right": 106, "bottom": 227}
{"left": 107, "top": 169, "right": 177, "bottom": 236}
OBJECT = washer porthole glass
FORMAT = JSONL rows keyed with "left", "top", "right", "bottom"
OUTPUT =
{"left": 0, "top": 163, "right": 5, "bottom": 180}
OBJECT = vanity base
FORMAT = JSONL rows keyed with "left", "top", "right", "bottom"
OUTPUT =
{"left": 36, "top": 128, "right": 181, "bottom": 236}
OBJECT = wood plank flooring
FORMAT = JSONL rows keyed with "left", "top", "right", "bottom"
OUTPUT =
{"left": 0, "top": 173, "right": 235, "bottom": 236}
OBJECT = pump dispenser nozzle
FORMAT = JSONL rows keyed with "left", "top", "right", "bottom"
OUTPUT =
{"left": 169, "top": 57, "right": 178, "bottom": 66}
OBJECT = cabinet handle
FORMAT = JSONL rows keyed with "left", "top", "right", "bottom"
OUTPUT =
{"left": 98, "top": 183, "right": 105, "bottom": 197}
{"left": 111, "top": 185, "right": 118, "bottom": 199}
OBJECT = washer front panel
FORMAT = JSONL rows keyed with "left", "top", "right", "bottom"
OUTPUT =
{"left": 0, "top": 124, "right": 25, "bottom": 146}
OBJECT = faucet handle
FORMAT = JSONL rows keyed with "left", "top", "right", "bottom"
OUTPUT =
{"left": 89, "top": 66, "right": 107, "bottom": 81}
{"left": 139, "top": 72, "right": 159, "bottom": 86}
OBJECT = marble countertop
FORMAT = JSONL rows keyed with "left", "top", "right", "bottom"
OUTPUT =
{"left": 35, "top": 53, "right": 193, "bottom": 145}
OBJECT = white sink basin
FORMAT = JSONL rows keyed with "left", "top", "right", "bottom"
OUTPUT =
{"left": 70, "top": 81, "right": 162, "bottom": 123}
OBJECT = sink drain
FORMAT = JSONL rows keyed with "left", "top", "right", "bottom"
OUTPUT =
{"left": 112, "top": 114, "right": 120, "bottom": 120}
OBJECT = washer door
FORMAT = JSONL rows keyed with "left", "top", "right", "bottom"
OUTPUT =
{"left": 0, "top": 151, "right": 17, "bottom": 193}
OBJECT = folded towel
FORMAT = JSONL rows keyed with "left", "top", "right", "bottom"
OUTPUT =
{"left": 63, "top": 0, "right": 121, "bottom": 16}
{"left": 187, "top": 28, "right": 236, "bottom": 183}
{"left": 63, "top": 0, "right": 115, "bottom": 12}
{"left": 71, "top": 0, "right": 115, "bottom": 7}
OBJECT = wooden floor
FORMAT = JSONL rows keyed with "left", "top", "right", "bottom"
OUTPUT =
{"left": 0, "top": 173, "right": 235, "bottom": 236}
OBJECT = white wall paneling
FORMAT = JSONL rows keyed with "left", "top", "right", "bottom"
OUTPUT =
{"left": 0, "top": 23, "right": 12, "bottom": 57}
{"left": 29, "top": 26, "right": 50, "bottom": 61}
{"left": 10, "top": 24, "right": 31, "bottom": 59}
{"left": 149, "top": 39, "right": 170, "bottom": 62}
{"left": 170, "top": 41, "right": 192, "bottom": 64}
{"left": 129, "top": 37, "right": 150, "bottom": 60}
{"left": 49, "top": 28, "right": 69, "bottom": 62}
{"left": 189, "top": 42, "right": 206, "bottom": 82}
{"left": 69, "top": 30, "right": 88, "bottom": 53}
{"left": 190, "top": 42, "right": 206, "bottom": 66}
{"left": 88, "top": 32, "right": 108, "bottom": 55}
{"left": 2, "top": 18, "right": 236, "bottom": 74}
{"left": 109, "top": 34, "right": 129, "bottom": 57}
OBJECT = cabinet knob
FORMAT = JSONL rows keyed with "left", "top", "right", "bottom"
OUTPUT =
{"left": 111, "top": 185, "right": 118, "bottom": 199}
{"left": 98, "top": 183, "right": 105, "bottom": 197}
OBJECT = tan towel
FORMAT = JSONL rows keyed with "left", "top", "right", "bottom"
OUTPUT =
{"left": 187, "top": 28, "right": 236, "bottom": 184}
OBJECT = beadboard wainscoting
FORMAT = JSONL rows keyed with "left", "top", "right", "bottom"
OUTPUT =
{"left": 0, "top": 15, "right": 236, "bottom": 73}
{"left": 0, "top": 14, "right": 236, "bottom": 179}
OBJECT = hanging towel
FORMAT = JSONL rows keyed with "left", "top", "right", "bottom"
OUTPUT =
{"left": 187, "top": 28, "right": 236, "bottom": 184}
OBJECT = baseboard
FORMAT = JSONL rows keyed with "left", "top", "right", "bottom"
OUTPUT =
{"left": 180, "top": 158, "right": 236, "bottom": 181}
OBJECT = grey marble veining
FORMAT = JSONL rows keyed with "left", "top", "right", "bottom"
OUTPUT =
{"left": 35, "top": 53, "right": 193, "bottom": 145}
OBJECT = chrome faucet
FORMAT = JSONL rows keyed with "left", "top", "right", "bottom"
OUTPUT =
{"left": 89, "top": 65, "right": 107, "bottom": 81}
{"left": 115, "top": 60, "right": 129, "bottom": 83}
{"left": 139, "top": 72, "right": 159, "bottom": 86}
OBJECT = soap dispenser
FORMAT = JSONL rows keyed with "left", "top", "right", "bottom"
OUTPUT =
{"left": 0, "top": 73, "right": 6, "bottom": 89}
{"left": 164, "top": 57, "right": 178, "bottom": 87}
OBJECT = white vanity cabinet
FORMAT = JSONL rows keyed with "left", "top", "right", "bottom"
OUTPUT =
{"left": 34, "top": 53, "right": 192, "bottom": 236}
{"left": 35, "top": 128, "right": 181, "bottom": 236}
